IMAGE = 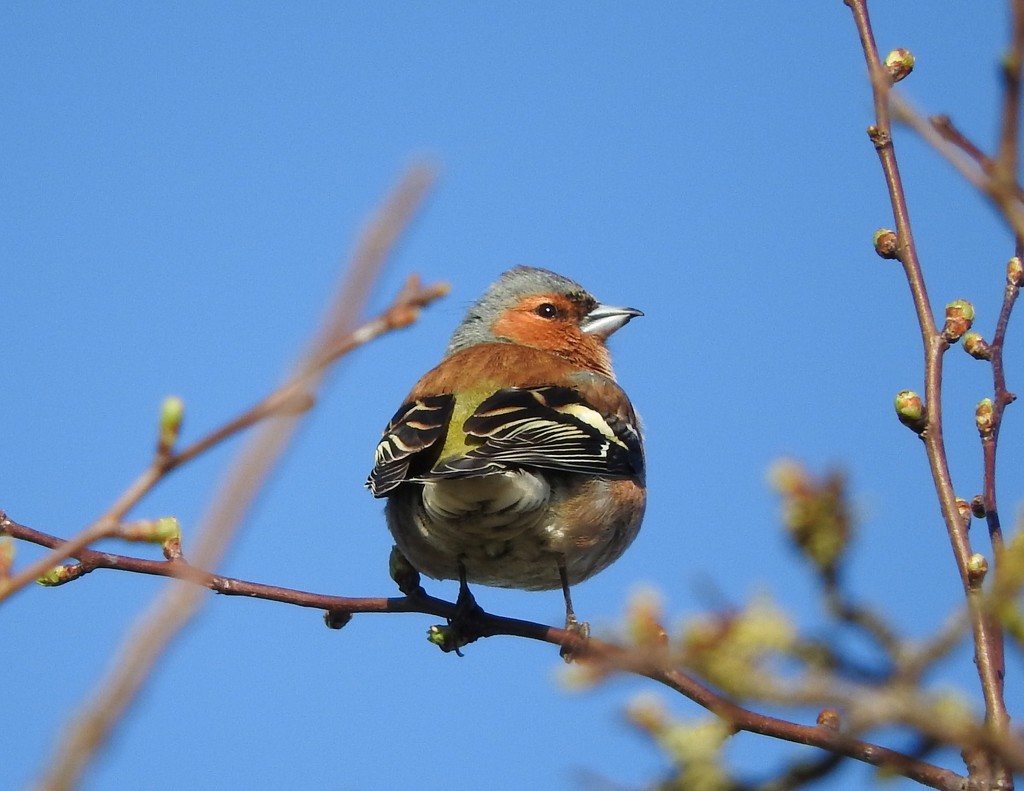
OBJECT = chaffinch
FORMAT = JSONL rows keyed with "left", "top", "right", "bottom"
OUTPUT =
{"left": 367, "top": 266, "right": 645, "bottom": 630}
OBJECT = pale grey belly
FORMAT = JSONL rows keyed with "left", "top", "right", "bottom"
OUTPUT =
{"left": 384, "top": 470, "right": 642, "bottom": 591}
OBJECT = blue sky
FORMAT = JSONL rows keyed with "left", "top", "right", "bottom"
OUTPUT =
{"left": 3, "top": 3, "right": 1022, "bottom": 789}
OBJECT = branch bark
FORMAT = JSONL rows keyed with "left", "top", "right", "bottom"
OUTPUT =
{"left": 843, "top": 2, "right": 1015, "bottom": 787}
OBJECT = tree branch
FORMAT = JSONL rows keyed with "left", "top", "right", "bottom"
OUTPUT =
{"left": 0, "top": 194, "right": 445, "bottom": 607}
{"left": 2, "top": 514, "right": 977, "bottom": 791}
{"left": 17, "top": 164, "right": 439, "bottom": 791}
{"left": 842, "top": 2, "right": 1015, "bottom": 786}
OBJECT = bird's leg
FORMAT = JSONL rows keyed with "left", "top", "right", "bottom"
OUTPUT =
{"left": 388, "top": 546, "right": 426, "bottom": 598}
{"left": 558, "top": 560, "right": 589, "bottom": 632}
{"left": 454, "top": 558, "right": 483, "bottom": 621}
{"left": 428, "top": 558, "right": 486, "bottom": 656}
{"left": 558, "top": 559, "right": 590, "bottom": 661}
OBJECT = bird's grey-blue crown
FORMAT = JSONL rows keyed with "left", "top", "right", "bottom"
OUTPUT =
{"left": 446, "top": 267, "right": 593, "bottom": 354}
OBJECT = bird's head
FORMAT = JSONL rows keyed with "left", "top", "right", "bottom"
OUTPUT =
{"left": 446, "top": 267, "right": 642, "bottom": 377}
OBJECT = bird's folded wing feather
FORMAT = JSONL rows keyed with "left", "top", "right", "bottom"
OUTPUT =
{"left": 427, "top": 386, "right": 643, "bottom": 479}
{"left": 367, "top": 394, "right": 454, "bottom": 496}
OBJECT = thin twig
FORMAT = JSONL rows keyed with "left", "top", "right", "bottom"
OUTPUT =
{"left": 0, "top": 465, "right": 166, "bottom": 603}
{"left": 930, "top": 113, "right": 1024, "bottom": 206}
{"left": 746, "top": 752, "right": 845, "bottom": 791}
{"left": 0, "top": 174, "right": 442, "bottom": 606}
{"left": 823, "top": 572, "right": 902, "bottom": 661}
{"left": 30, "top": 165, "right": 437, "bottom": 791}
{"left": 982, "top": 279, "right": 1021, "bottom": 557}
{"left": 896, "top": 608, "right": 970, "bottom": 684}
{"left": 888, "top": 92, "right": 1024, "bottom": 239}
{"left": 970, "top": 11, "right": 1024, "bottom": 783}
{"left": 996, "top": 0, "right": 1024, "bottom": 199}
{"left": 842, "top": 0, "right": 961, "bottom": 616}
{"left": 972, "top": 264, "right": 1021, "bottom": 789}
{"left": 981, "top": 0, "right": 1024, "bottom": 588}
{"left": 931, "top": 115, "right": 992, "bottom": 167}
{"left": 842, "top": 1, "right": 1014, "bottom": 785}
{"left": 957, "top": 3, "right": 1024, "bottom": 786}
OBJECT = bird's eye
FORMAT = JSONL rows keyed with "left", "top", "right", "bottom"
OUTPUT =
{"left": 534, "top": 302, "right": 559, "bottom": 319}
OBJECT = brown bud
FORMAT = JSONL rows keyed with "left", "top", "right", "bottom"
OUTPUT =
{"left": 942, "top": 299, "right": 975, "bottom": 342}
{"left": 970, "top": 495, "right": 986, "bottom": 519}
{"left": 817, "top": 708, "right": 842, "bottom": 730}
{"left": 1008, "top": 256, "right": 1024, "bottom": 288}
{"left": 962, "top": 332, "right": 991, "bottom": 360}
{"left": 867, "top": 125, "right": 890, "bottom": 148}
{"left": 976, "top": 398, "right": 995, "bottom": 435}
{"left": 162, "top": 535, "right": 183, "bottom": 561}
{"left": 873, "top": 228, "right": 899, "bottom": 259}
{"left": 157, "top": 395, "right": 185, "bottom": 456}
{"left": 118, "top": 517, "right": 180, "bottom": 544}
{"left": 894, "top": 390, "right": 926, "bottom": 433}
{"left": 323, "top": 610, "right": 353, "bottom": 630}
{"left": 885, "top": 48, "right": 915, "bottom": 82}
{"left": 36, "top": 564, "right": 85, "bottom": 587}
{"left": 966, "top": 553, "right": 989, "bottom": 587}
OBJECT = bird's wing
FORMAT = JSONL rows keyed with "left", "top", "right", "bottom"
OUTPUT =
{"left": 426, "top": 386, "right": 643, "bottom": 479}
{"left": 366, "top": 394, "right": 454, "bottom": 497}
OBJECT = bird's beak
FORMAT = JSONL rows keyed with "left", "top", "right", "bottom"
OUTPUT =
{"left": 581, "top": 303, "right": 643, "bottom": 339}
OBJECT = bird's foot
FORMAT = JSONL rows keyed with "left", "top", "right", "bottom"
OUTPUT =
{"left": 428, "top": 565, "right": 486, "bottom": 656}
{"left": 559, "top": 613, "right": 591, "bottom": 663}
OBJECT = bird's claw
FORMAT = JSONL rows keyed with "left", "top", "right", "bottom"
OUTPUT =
{"left": 559, "top": 615, "right": 591, "bottom": 663}
{"left": 427, "top": 579, "right": 487, "bottom": 656}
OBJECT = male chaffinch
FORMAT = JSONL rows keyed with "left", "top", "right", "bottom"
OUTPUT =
{"left": 367, "top": 266, "right": 645, "bottom": 630}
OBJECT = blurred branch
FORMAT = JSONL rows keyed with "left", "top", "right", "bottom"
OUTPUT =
{"left": 842, "top": 3, "right": 1014, "bottom": 786}
{"left": 822, "top": 581, "right": 900, "bottom": 662}
{"left": 887, "top": 93, "right": 1024, "bottom": 239}
{"left": 599, "top": 664, "right": 970, "bottom": 789}
{"left": 0, "top": 464, "right": 164, "bottom": 603}
{"left": 18, "top": 164, "right": 439, "bottom": 791}
{"left": 930, "top": 114, "right": 993, "bottom": 169}
{"left": 0, "top": 169, "right": 440, "bottom": 606}
{"left": 745, "top": 752, "right": 845, "bottom": 791}
{"left": 928, "top": 115, "right": 1024, "bottom": 214}
{"left": 998, "top": 0, "right": 1024, "bottom": 223}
